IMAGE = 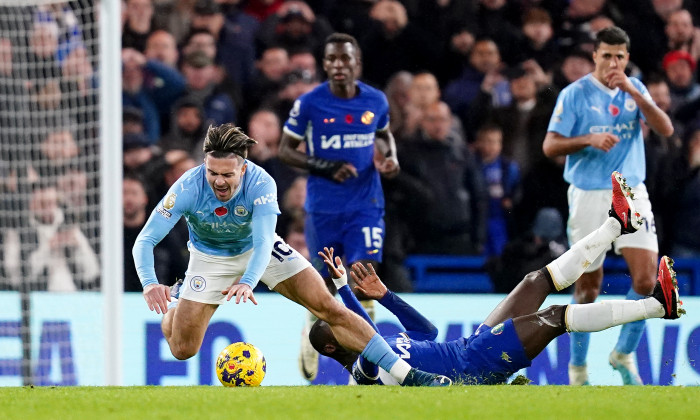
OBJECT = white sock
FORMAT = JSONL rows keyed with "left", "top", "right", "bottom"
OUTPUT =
{"left": 389, "top": 358, "right": 412, "bottom": 383}
{"left": 565, "top": 298, "right": 665, "bottom": 332}
{"left": 167, "top": 298, "right": 179, "bottom": 310}
{"left": 546, "top": 218, "right": 620, "bottom": 291}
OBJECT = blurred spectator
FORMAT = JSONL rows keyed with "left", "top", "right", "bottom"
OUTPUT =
{"left": 181, "top": 28, "right": 217, "bottom": 61}
{"left": 56, "top": 166, "right": 89, "bottom": 225}
{"left": 123, "top": 173, "right": 185, "bottom": 291}
{"left": 152, "top": 0, "right": 195, "bottom": 44}
{"left": 323, "top": 0, "right": 375, "bottom": 40}
{"left": 552, "top": 48, "right": 595, "bottom": 91}
{"left": 443, "top": 37, "right": 507, "bottom": 131}
{"left": 244, "top": 0, "right": 285, "bottom": 22}
{"left": 264, "top": 68, "right": 320, "bottom": 123}
{"left": 246, "top": 108, "right": 303, "bottom": 199}
{"left": 359, "top": 0, "right": 440, "bottom": 88}
{"left": 256, "top": 1, "right": 333, "bottom": 59}
{"left": 473, "top": 123, "right": 520, "bottom": 257}
{"left": 662, "top": 49, "right": 700, "bottom": 114}
{"left": 470, "top": 62, "right": 557, "bottom": 171}
{"left": 515, "top": 7, "right": 561, "bottom": 73}
{"left": 657, "top": 122, "right": 700, "bottom": 257}
{"left": 438, "top": 26, "right": 477, "bottom": 85}
{"left": 158, "top": 96, "right": 208, "bottom": 160}
{"left": 557, "top": 0, "right": 621, "bottom": 53}
{"left": 144, "top": 30, "right": 179, "bottom": 68}
{"left": 122, "top": 132, "right": 165, "bottom": 184}
{"left": 289, "top": 47, "right": 319, "bottom": 80}
{"left": 486, "top": 207, "right": 567, "bottom": 293}
{"left": 383, "top": 71, "right": 414, "bottom": 140}
{"left": 405, "top": 71, "right": 465, "bottom": 146}
{"left": 122, "top": 0, "right": 155, "bottom": 52}
{"left": 123, "top": 106, "right": 145, "bottom": 135}
{"left": 244, "top": 46, "right": 290, "bottom": 118}
{"left": 180, "top": 50, "right": 237, "bottom": 125}
{"left": 512, "top": 155, "right": 568, "bottom": 237}
{"left": 191, "top": 0, "right": 258, "bottom": 89}
{"left": 284, "top": 220, "right": 309, "bottom": 261}
{"left": 148, "top": 150, "right": 198, "bottom": 212}
{"left": 122, "top": 47, "right": 187, "bottom": 142}
{"left": 474, "top": 0, "right": 522, "bottom": 66}
{"left": 24, "top": 182, "right": 99, "bottom": 291}
{"left": 398, "top": 101, "right": 487, "bottom": 255}
{"left": 622, "top": 0, "right": 685, "bottom": 76}
{"left": 665, "top": 9, "right": 700, "bottom": 63}
{"left": 276, "top": 175, "right": 307, "bottom": 239}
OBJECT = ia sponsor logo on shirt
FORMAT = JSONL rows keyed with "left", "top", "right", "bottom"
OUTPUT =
{"left": 321, "top": 133, "right": 375, "bottom": 149}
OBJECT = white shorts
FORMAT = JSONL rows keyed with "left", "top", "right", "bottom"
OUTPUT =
{"left": 180, "top": 234, "right": 311, "bottom": 305}
{"left": 567, "top": 183, "right": 658, "bottom": 273}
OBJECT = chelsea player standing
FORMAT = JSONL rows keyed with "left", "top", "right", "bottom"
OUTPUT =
{"left": 311, "top": 173, "right": 683, "bottom": 385}
{"left": 133, "top": 124, "right": 449, "bottom": 387}
{"left": 278, "top": 33, "right": 399, "bottom": 380}
{"left": 543, "top": 27, "right": 674, "bottom": 385}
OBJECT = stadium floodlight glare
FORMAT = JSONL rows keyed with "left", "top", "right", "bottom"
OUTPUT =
{"left": 0, "top": 0, "right": 122, "bottom": 385}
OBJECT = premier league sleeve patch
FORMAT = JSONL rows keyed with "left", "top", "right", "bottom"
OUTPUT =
{"left": 190, "top": 276, "right": 207, "bottom": 292}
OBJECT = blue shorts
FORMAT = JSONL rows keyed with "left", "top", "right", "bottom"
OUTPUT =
{"left": 457, "top": 319, "right": 531, "bottom": 384}
{"left": 305, "top": 209, "right": 385, "bottom": 276}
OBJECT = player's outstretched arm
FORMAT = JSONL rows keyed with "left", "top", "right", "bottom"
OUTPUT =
{"left": 351, "top": 262, "right": 437, "bottom": 340}
{"left": 320, "top": 248, "right": 378, "bottom": 332}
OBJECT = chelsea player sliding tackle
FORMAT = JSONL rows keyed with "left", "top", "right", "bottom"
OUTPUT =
{"left": 310, "top": 172, "right": 684, "bottom": 385}
{"left": 133, "top": 123, "right": 450, "bottom": 387}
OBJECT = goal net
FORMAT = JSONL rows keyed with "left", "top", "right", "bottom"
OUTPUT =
{"left": 0, "top": 0, "right": 122, "bottom": 386}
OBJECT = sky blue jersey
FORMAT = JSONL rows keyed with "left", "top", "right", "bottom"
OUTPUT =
{"left": 133, "top": 161, "right": 280, "bottom": 288}
{"left": 283, "top": 81, "right": 389, "bottom": 213}
{"left": 547, "top": 73, "right": 652, "bottom": 190}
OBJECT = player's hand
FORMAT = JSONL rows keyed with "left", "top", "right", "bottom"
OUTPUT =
{"left": 377, "top": 156, "right": 400, "bottom": 178}
{"left": 319, "top": 247, "right": 348, "bottom": 288}
{"left": 588, "top": 133, "right": 620, "bottom": 152}
{"left": 332, "top": 162, "right": 358, "bottom": 183}
{"left": 223, "top": 283, "right": 258, "bottom": 305}
{"left": 143, "top": 284, "right": 171, "bottom": 315}
{"left": 606, "top": 69, "right": 635, "bottom": 93}
{"left": 349, "top": 262, "right": 388, "bottom": 300}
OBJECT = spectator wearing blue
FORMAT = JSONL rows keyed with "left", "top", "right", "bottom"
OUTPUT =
{"left": 180, "top": 51, "right": 237, "bottom": 126}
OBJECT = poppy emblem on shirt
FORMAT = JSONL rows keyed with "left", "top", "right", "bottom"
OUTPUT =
{"left": 345, "top": 114, "right": 354, "bottom": 124}
{"left": 608, "top": 104, "right": 620, "bottom": 116}
{"left": 215, "top": 206, "right": 228, "bottom": 216}
{"left": 361, "top": 111, "right": 374, "bottom": 125}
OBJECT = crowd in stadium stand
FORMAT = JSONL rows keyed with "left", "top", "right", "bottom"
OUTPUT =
{"left": 2, "top": 0, "right": 700, "bottom": 292}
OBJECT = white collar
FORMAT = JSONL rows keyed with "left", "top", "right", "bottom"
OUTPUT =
{"left": 587, "top": 73, "right": 619, "bottom": 97}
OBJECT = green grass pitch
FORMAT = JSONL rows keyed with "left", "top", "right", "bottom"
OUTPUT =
{"left": 1, "top": 385, "right": 698, "bottom": 420}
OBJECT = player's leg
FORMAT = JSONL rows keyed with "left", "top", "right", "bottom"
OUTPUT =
{"left": 608, "top": 182, "right": 659, "bottom": 384}
{"left": 273, "top": 267, "right": 450, "bottom": 386}
{"left": 161, "top": 298, "right": 218, "bottom": 360}
{"left": 297, "top": 212, "right": 343, "bottom": 381}
{"left": 512, "top": 255, "right": 683, "bottom": 361}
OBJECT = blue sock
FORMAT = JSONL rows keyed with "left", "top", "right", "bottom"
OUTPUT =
{"left": 570, "top": 297, "right": 590, "bottom": 366}
{"left": 615, "top": 289, "right": 647, "bottom": 354}
{"left": 360, "top": 334, "right": 400, "bottom": 372}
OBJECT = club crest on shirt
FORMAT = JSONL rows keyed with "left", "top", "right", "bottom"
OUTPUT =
{"left": 361, "top": 111, "right": 375, "bottom": 125}
{"left": 624, "top": 98, "right": 637, "bottom": 112}
{"left": 164, "top": 192, "right": 177, "bottom": 210}
{"left": 190, "top": 276, "right": 206, "bottom": 292}
{"left": 234, "top": 205, "right": 248, "bottom": 216}
{"left": 491, "top": 323, "right": 505, "bottom": 335}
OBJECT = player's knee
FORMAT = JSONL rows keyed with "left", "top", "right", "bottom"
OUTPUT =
{"left": 522, "top": 270, "right": 548, "bottom": 289}
{"left": 169, "top": 340, "right": 199, "bottom": 360}
{"left": 632, "top": 275, "right": 656, "bottom": 295}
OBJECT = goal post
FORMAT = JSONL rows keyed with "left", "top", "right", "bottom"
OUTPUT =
{"left": 0, "top": 0, "right": 122, "bottom": 386}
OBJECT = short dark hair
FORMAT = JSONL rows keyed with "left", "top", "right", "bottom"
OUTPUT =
{"left": 324, "top": 33, "right": 361, "bottom": 59}
{"left": 594, "top": 26, "right": 630, "bottom": 51}
{"left": 202, "top": 123, "right": 257, "bottom": 159}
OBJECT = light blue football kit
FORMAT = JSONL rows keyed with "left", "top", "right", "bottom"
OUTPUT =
{"left": 547, "top": 73, "right": 657, "bottom": 369}
{"left": 548, "top": 73, "right": 651, "bottom": 190}
{"left": 133, "top": 161, "right": 281, "bottom": 290}
{"left": 283, "top": 81, "right": 389, "bottom": 269}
